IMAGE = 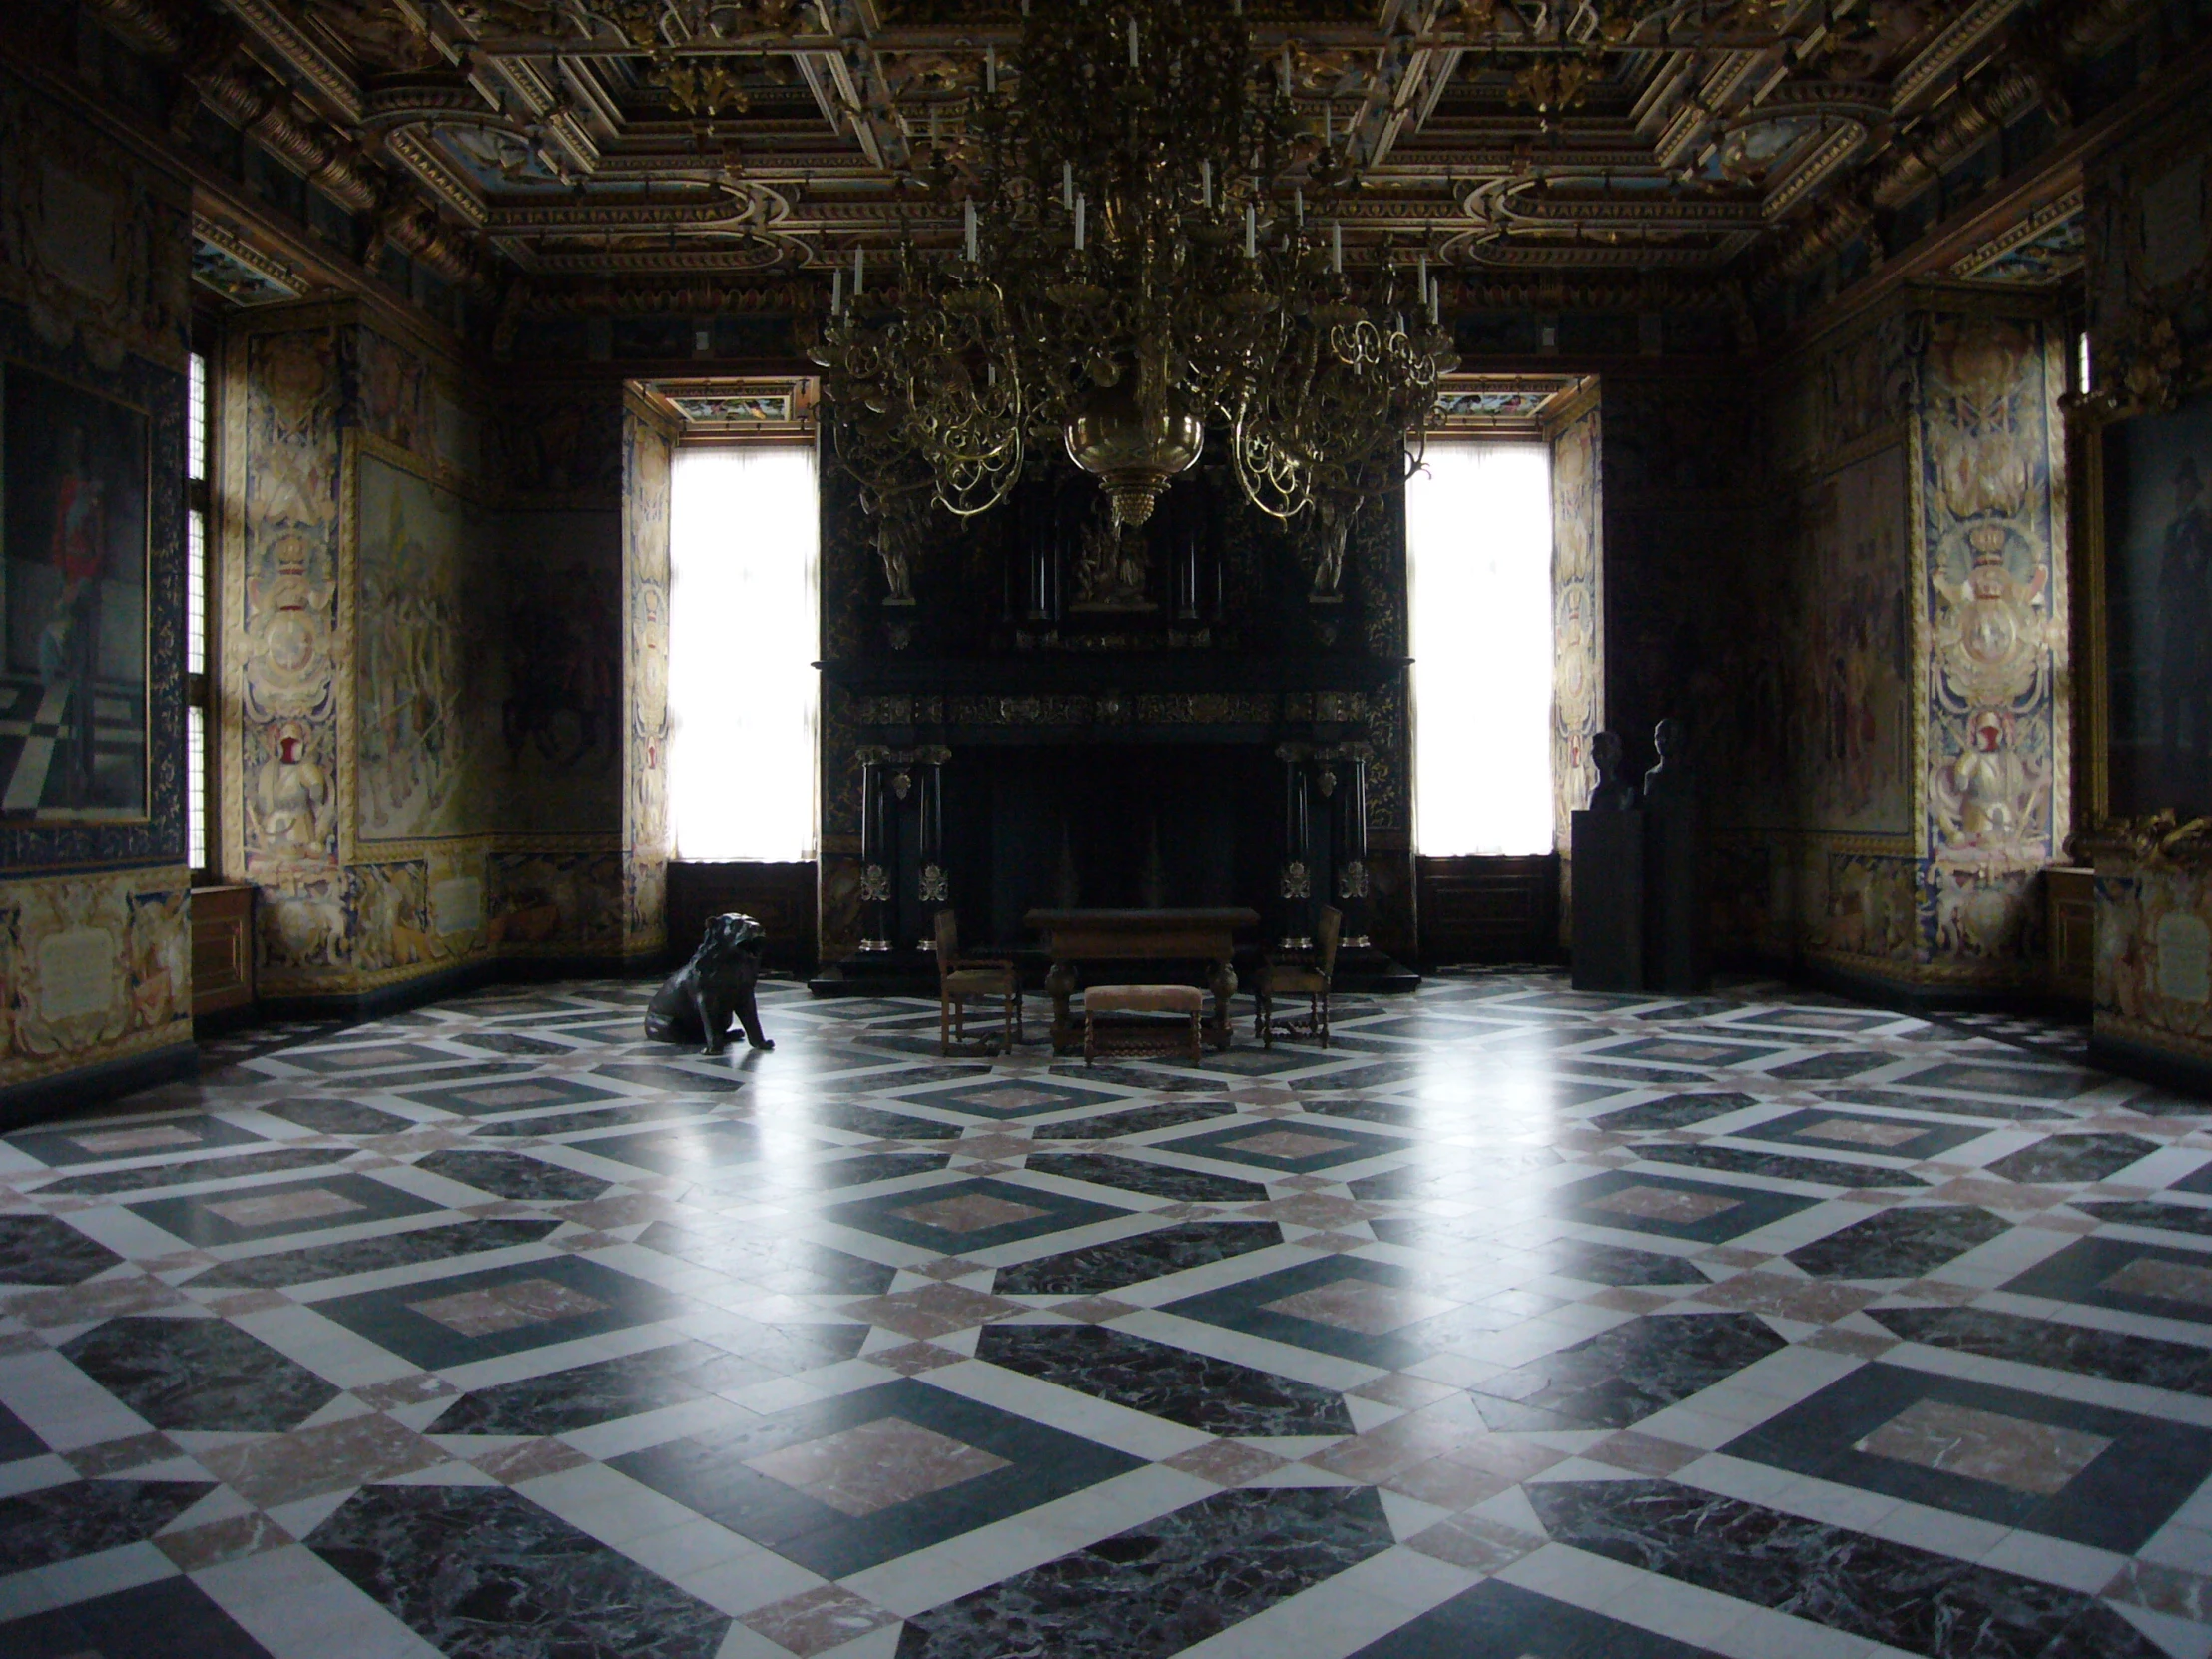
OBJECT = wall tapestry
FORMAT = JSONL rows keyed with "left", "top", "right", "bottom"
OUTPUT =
{"left": 351, "top": 442, "right": 492, "bottom": 842}
{"left": 0, "top": 360, "right": 148, "bottom": 822}
{"left": 2104, "top": 388, "right": 2212, "bottom": 816}
{"left": 1801, "top": 442, "right": 1912, "bottom": 835}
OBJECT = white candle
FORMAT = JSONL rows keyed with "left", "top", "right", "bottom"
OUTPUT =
{"left": 966, "top": 198, "right": 978, "bottom": 262}
{"left": 832, "top": 266, "right": 843, "bottom": 314}
{"left": 1062, "top": 161, "right": 1073, "bottom": 210}
{"left": 1245, "top": 203, "right": 1256, "bottom": 257}
{"left": 1281, "top": 46, "right": 1292, "bottom": 93}
{"left": 1201, "top": 160, "right": 1212, "bottom": 208}
{"left": 1417, "top": 253, "right": 1427, "bottom": 298}
{"left": 986, "top": 46, "right": 996, "bottom": 93}
{"left": 1295, "top": 187, "right": 1304, "bottom": 226}
{"left": 1075, "top": 193, "right": 1086, "bottom": 251}
{"left": 1332, "top": 221, "right": 1342, "bottom": 272}
{"left": 855, "top": 246, "right": 864, "bottom": 295}
{"left": 1128, "top": 18, "right": 1138, "bottom": 67}
{"left": 1429, "top": 276, "right": 1440, "bottom": 323}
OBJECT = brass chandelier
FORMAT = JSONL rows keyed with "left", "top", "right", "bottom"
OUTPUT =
{"left": 810, "top": 0, "right": 1457, "bottom": 530}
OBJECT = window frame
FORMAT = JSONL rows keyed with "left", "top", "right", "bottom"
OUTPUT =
{"left": 184, "top": 331, "right": 216, "bottom": 877}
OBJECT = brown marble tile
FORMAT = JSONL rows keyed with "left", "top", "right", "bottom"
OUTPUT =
{"left": 2102, "top": 1256, "right": 2212, "bottom": 1307}
{"left": 889, "top": 1193, "right": 1048, "bottom": 1233}
{"left": 68, "top": 1123, "right": 209, "bottom": 1154}
{"left": 1405, "top": 1513, "right": 1547, "bottom": 1572}
{"left": 743, "top": 1585, "right": 901, "bottom": 1658}
{"left": 1163, "top": 1439, "right": 1289, "bottom": 1486}
{"left": 0, "top": 1331, "right": 46, "bottom": 1356}
{"left": 64, "top": 1430, "right": 183, "bottom": 1476}
{"left": 1290, "top": 1230, "right": 1376, "bottom": 1254}
{"left": 154, "top": 1511, "right": 293, "bottom": 1572}
{"left": 2104, "top": 1559, "right": 2212, "bottom": 1623}
{"left": 1381, "top": 1455, "right": 1514, "bottom": 1510}
{"left": 1587, "top": 1185, "right": 1741, "bottom": 1224}
{"left": 205, "top": 1188, "right": 368, "bottom": 1228}
{"left": 557, "top": 1194, "right": 679, "bottom": 1229}
{"left": 407, "top": 1277, "right": 612, "bottom": 1337}
{"left": 1447, "top": 1434, "right": 1573, "bottom": 1483}
{"left": 1346, "top": 1373, "right": 1460, "bottom": 1410}
{"left": 549, "top": 1230, "right": 625, "bottom": 1253}
{"left": 863, "top": 1341, "right": 966, "bottom": 1375}
{"left": 354, "top": 1373, "right": 458, "bottom": 1409}
{"left": 471, "top": 1437, "right": 594, "bottom": 1483}
{"left": 1220, "top": 1130, "right": 1357, "bottom": 1160}
{"left": 7, "top": 1274, "right": 187, "bottom": 1328}
{"left": 844, "top": 1281, "right": 1022, "bottom": 1340}
{"left": 1261, "top": 1280, "right": 1457, "bottom": 1336}
{"left": 1303, "top": 1403, "right": 1492, "bottom": 1481}
{"left": 207, "top": 1290, "right": 293, "bottom": 1318}
{"left": 1049, "top": 1296, "right": 1140, "bottom": 1325}
{"left": 1586, "top": 1286, "right": 1681, "bottom": 1314}
{"left": 953, "top": 1133, "right": 1033, "bottom": 1162}
{"left": 1800, "top": 1117, "right": 1927, "bottom": 1148}
{"left": 745, "top": 1416, "right": 1008, "bottom": 1515}
{"left": 1588, "top": 1430, "right": 1705, "bottom": 1476}
{"left": 1898, "top": 1278, "right": 1983, "bottom": 1305}
{"left": 1274, "top": 1175, "right": 1340, "bottom": 1193}
{"left": 1698, "top": 1246, "right": 1773, "bottom": 1269}
{"left": 911, "top": 1257, "right": 981, "bottom": 1281}
{"left": 1854, "top": 1397, "right": 2111, "bottom": 1494}
{"left": 1246, "top": 1194, "right": 1377, "bottom": 1229}
{"left": 198, "top": 1413, "right": 447, "bottom": 1506}
{"left": 1698, "top": 1271, "right": 1879, "bottom": 1325}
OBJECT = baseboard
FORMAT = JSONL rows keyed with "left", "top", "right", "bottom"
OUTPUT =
{"left": 0, "top": 1042, "right": 199, "bottom": 1134}
{"left": 258, "top": 953, "right": 653, "bottom": 1022}
{"left": 2088, "top": 1032, "right": 2212, "bottom": 1102}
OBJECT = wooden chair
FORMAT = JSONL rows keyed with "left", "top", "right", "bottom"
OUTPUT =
{"left": 1256, "top": 904, "right": 1343, "bottom": 1048}
{"left": 934, "top": 909, "right": 1022, "bottom": 1055}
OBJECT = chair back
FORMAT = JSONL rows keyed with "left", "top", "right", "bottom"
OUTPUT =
{"left": 932, "top": 909, "right": 959, "bottom": 979}
{"left": 1316, "top": 905, "right": 1344, "bottom": 980}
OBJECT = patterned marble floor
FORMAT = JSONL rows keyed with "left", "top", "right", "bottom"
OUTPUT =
{"left": 5, "top": 973, "right": 2212, "bottom": 1659}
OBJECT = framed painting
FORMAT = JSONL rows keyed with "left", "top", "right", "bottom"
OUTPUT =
{"left": 2100, "top": 388, "right": 2212, "bottom": 818}
{"left": 0, "top": 360, "right": 150, "bottom": 822}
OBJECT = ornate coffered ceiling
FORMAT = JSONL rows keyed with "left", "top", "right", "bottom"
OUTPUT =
{"left": 86, "top": 0, "right": 2143, "bottom": 314}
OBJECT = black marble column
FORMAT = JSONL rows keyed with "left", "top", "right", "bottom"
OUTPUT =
{"left": 1277, "top": 744, "right": 1314, "bottom": 951}
{"left": 857, "top": 751, "right": 894, "bottom": 953}
{"left": 915, "top": 748, "right": 949, "bottom": 948}
{"left": 1332, "top": 747, "right": 1373, "bottom": 949}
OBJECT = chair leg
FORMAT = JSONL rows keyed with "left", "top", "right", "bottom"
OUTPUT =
{"left": 1003, "top": 992, "right": 1015, "bottom": 1055}
{"left": 1083, "top": 1013, "right": 1096, "bottom": 1065}
{"left": 1321, "top": 991, "right": 1331, "bottom": 1048}
{"left": 1258, "top": 987, "right": 1273, "bottom": 1048}
{"left": 940, "top": 998, "right": 951, "bottom": 1057}
{"left": 1186, "top": 1012, "right": 1202, "bottom": 1065}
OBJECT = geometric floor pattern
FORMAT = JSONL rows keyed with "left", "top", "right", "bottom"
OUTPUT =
{"left": 3, "top": 971, "right": 2212, "bottom": 1658}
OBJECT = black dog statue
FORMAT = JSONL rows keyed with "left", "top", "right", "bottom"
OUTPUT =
{"left": 645, "top": 913, "right": 774, "bottom": 1054}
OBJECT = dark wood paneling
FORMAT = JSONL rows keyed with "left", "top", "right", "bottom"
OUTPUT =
{"left": 190, "top": 884, "right": 256, "bottom": 1019}
{"left": 666, "top": 862, "right": 818, "bottom": 975}
{"left": 2046, "top": 865, "right": 2093, "bottom": 1007}
{"left": 1417, "top": 854, "right": 1561, "bottom": 967}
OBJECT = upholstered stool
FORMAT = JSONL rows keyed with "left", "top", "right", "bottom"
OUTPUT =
{"left": 1083, "top": 984, "right": 1206, "bottom": 1065}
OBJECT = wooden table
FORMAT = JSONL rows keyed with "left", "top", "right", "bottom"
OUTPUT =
{"left": 1025, "top": 908, "right": 1260, "bottom": 1055}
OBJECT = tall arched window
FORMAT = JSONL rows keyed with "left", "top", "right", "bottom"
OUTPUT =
{"left": 667, "top": 444, "right": 820, "bottom": 861}
{"left": 1407, "top": 440, "right": 1554, "bottom": 855}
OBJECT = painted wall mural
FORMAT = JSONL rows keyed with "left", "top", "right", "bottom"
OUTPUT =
{"left": 1919, "top": 315, "right": 2066, "bottom": 948}
{"left": 1549, "top": 401, "right": 1601, "bottom": 850}
{"left": 2102, "top": 389, "right": 2212, "bottom": 815}
{"left": 0, "top": 359, "right": 151, "bottom": 823}
{"left": 1802, "top": 443, "right": 1914, "bottom": 836}
{"left": 0, "top": 865, "right": 190, "bottom": 1091}
{"left": 1726, "top": 299, "right": 2066, "bottom": 989}
{"left": 351, "top": 442, "right": 494, "bottom": 844}
{"left": 0, "top": 69, "right": 191, "bottom": 1103}
{"left": 227, "top": 314, "right": 635, "bottom": 996}
{"left": 0, "top": 69, "right": 190, "bottom": 374}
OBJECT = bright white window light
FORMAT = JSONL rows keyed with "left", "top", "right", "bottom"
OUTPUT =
{"left": 668, "top": 444, "right": 821, "bottom": 862}
{"left": 187, "top": 352, "right": 207, "bottom": 482}
{"left": 1407, "top": 439, "right": 1554, "bottom": 855}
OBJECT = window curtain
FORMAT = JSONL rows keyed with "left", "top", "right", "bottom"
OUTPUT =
{"left": 668, "top": 444, "right": 820, "bottom": 861}
{"left": 1406, "top": 439, "right": 1555, "bottom": 856}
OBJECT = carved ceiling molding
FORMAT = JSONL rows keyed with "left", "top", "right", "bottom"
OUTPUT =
{"left": 1950, "top": 184, "right": 2085, "bottom": 278}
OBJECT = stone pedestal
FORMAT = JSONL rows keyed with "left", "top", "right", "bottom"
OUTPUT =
{"left": 1571, "top": 808, "right": 1644, "bottom": 993}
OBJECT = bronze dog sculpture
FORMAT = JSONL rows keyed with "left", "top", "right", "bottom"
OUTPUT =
{"left": 645, "top": 913, "right": 774, "bottom": 1053}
